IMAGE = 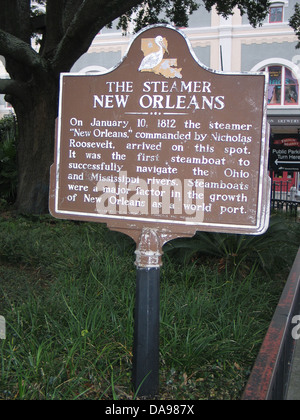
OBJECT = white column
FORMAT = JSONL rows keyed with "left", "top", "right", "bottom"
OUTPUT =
{"left": 219, "top": 15, "right": 233, "bottom": 72}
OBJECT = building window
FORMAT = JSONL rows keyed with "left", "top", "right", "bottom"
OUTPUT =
{"left": 262, "top": 65, "right": 299, "bottom": 106}
{"left": 269, "top": 6, "right": 283, "bottom": 23}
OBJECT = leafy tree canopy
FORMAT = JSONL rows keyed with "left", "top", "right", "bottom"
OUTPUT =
{"left": 117, "top": 0, "right": 272, "bottom": 32}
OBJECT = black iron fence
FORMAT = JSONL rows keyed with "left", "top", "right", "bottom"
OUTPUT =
{"left": 271, "top": 180, "right": 299, "bottom": 216}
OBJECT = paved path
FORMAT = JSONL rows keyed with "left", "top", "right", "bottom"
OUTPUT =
{"left": 286, "top": 331, "right": 300, "bottom": 400}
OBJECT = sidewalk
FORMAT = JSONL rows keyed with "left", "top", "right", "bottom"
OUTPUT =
{"left": 286, "top": 331, "right": 300, "bottom": 400}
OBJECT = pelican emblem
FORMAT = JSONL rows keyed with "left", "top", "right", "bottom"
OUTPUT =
{"left": 138, "top": 35, "right": 182, "bottom": 79}
{"left": 138, "top": 35, "right": 169, "bottom": 72}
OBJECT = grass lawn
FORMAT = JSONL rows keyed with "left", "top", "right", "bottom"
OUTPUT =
{"left": 0, "top": 208, "right": 299, "bottom": 400}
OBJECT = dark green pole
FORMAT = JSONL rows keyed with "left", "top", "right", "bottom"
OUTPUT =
{"left": 132, "top": 228, "right": 163, "bottom": 398}
{"left": 132, "top": 267, "right": 160, "bottom": 397}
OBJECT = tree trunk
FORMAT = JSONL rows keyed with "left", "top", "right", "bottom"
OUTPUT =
{"left": 14, "top": 78, "right": 58, "bottom": 214}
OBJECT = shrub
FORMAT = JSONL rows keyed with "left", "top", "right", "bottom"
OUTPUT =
{"left": 163, "top": 215, "right": 300, "bottom": 276}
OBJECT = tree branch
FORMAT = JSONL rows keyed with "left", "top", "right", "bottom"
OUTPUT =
{"left": 0, "top": 29, "right": 46, "bottom": 74}
{"left": 0, "top": 0, "right": 31, "bottom": 43}
{"left": 51, "top": 0, "right": 143, "bottom": 74}
{"left": 41, "top": 0, "right": 64, "bottom": 57}
{"left": 0, "top": 77, "right": 28, "bottom": 99}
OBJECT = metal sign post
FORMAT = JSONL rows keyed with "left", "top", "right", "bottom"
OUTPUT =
{"left": 133, "top": 266, "right": 160, "bottom": 396}
{"left": 49, "top": 24, "right": 270, "bottom": 398}
{"left": 132, "top": 228, "right": 162, "bottom": 397}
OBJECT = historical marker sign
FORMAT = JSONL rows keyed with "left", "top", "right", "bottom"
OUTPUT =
{"left": 49, "top": 25, "right": 270, "bottom": 243}
{"left": 49, "top": 24, "right": 271, "bottom": 397}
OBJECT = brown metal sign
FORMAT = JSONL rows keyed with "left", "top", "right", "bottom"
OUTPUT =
{"left": 49, "top": 25, "right": 270, "bottom": 245}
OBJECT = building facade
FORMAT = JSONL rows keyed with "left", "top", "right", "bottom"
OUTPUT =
{"left": 1, "top": 0, "right": 300, "bottom": 194}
